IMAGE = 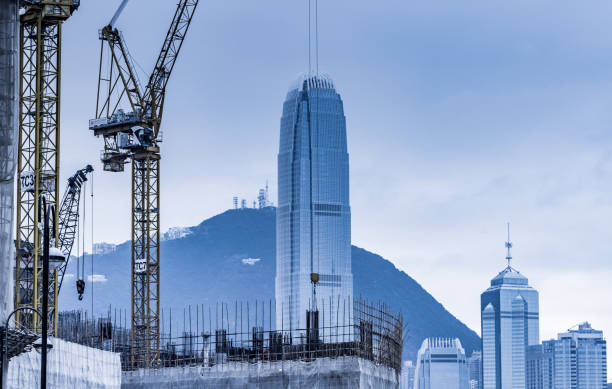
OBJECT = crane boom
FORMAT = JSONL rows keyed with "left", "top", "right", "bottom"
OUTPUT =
{"left": 143, "top": 0, "right": 198, "bottom": 136}
{"left": 109, "top": 0, "right": 130, "bottom": 27}
{"left": 56, "top": 165, "right": 94, "bottom": 292}
{"left": 96, "top": 27, "right": 144, "bottom": 121}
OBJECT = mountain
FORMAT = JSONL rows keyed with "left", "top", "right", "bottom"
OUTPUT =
{"left": 59, "top": 207, "right": 480, "bottom": 361}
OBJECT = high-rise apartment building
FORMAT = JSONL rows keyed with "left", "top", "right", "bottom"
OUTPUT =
{"left": 414, "top": 338, "right": 470, "bottom": 389}
{"left": 401, "top": 361, "right": 416, "bottom": 389}
{"left": 468, "top": 351, "right": 483, "bottom": 389}
{"left": 553, "top": 322, "right": 607, "bottom": 389}
{"left": 275, "top": 75, "right": 353, "bottom": 334}
{"left": 528, "top": 323, "right": 607, "bottom": 389}
{"left": 541, "top": 341, "right": 555, "bottom": 389}
{"left": 481, "top": 233, "right": 539, "bottom": 389}
{"left": 526, "top": 341, "right": 554, "bottom": 389}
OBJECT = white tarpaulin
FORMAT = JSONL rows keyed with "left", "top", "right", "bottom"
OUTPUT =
{"left": 0, "top": 0, "right": 17, "bottom": 325}
{"left": 7, "top": 337, "right": 122, "bottom": 389}
{"left": 121, "top": 356, "right": 399, "bottom": 389}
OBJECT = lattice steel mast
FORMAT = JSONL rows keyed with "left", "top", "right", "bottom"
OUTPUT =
{"left": 14, "top": 0, "right": 79, "bottom": 335}
{"left": 90, "top": 0, "right": 198, "bottom": 367}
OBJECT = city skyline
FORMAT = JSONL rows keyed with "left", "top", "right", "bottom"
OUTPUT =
{"left": 53, "top": 0, "right": 612, "bottom": 374}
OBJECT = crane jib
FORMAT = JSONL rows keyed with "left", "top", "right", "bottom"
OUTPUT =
{"left": 109, "top": 0, "right": 130, "bottom": 28}
{"left": 56, "top": 165, "right": 94, "bottom": 294}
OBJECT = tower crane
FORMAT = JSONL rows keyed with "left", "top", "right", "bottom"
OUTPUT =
{"left": 14, "top": 0, "right": 80, "bottom": 336}
{"left": 90, "top": 0, "right": 199, "bottom": 367}
{"left": 56, "top": 164, "right": 93, "bottom": 298}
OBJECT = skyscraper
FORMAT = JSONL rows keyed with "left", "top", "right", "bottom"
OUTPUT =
{"left": 275, "top": 74, "right": 353, "bottom": 334}
{"left": 414, "top": 338, "right": 470, "bottom": 389}
{"left": 481, "top": 229, "right": 539, "bottom": 389}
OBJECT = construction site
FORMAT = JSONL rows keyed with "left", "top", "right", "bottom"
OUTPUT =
{"left": 0, "top": 0, "right": 404, "bottom": 387}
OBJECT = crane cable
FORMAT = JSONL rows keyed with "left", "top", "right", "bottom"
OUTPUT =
{"left": 76, "top": 180, "right": 87, "bottom": 300}
{"left": 76, "top": 192, "right": 80, "bottom": 286}
{"left": 90, "top": 172, "right": 94, "bottom": 314}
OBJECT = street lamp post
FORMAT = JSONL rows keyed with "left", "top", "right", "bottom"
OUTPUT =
{"left": 40, "top": 197, "right": 50, "bottom": 389}
{"left": 38, "top": 197, "right": 64, "bottom": 388}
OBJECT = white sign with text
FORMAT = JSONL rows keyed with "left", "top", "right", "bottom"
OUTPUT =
{"left": 135, "top": 258, "right": 147, "bottom": 274}
{"left": 20, "top": 171, "right": 35, "bottom": 192}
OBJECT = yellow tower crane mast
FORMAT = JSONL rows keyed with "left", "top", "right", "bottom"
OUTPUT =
{"left": 90, "top": 0, "right": 199, "bottom": 368}
{"left": 15, "top": 0, "right": 79, "bottom": 335}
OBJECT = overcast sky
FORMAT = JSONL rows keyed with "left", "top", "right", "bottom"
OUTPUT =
{"left": 60, "top": 0, "right": 612, "bottom": 367}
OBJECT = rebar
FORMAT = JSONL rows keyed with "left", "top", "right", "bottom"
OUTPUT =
{"left": 56, "top": 298, "right": 403, "bottom": 373}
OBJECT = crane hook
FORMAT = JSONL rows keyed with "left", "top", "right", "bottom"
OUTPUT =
{"left": 76, "top": 279, "right": 85, "bottom": 301}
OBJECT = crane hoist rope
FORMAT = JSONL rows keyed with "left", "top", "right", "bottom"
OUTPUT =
{"left": 80, "top": 175, "right": 87, "bottom": 299}
{"left": 90, "top": 167, "right": 95, "bottom": 312}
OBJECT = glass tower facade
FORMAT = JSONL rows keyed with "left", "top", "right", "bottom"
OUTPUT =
{"left": 481, "top": 264, "right": 539, "bottom": 389}
{"left": 275, "top": 75, "right": 353, "bottom": 335}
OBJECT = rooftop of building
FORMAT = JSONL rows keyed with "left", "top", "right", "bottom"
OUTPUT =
{"left": 288, "top": 73, "right": 336, "bottom": 94}
{"left": 486, "top": 226, "right": 534, "bottom": 289}
{"left": 490, "top": 265, "right": 529, "bottom": 286}
{"left": 558, "top": 322, "right": 605, "bottom": 340}
{"left": 418, "top": 337, "right": 465, "bottom": 354}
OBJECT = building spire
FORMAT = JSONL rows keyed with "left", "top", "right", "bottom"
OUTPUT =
{"left": 505, "top": 222, "right": 512, "bottom": 268}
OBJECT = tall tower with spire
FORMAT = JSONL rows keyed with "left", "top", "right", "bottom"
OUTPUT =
{"left": 275, "top": 1, "right": 353, "bottom": 335}
{"left": 481, "top": 225, "right": 539, "bottom": 389}
{"left": 275, "top": 74, "right": 353, "bottom": 334}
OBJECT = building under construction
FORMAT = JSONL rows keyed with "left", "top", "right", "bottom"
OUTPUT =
{"left": 56, "top": 298, "right": 403, "bottom": 388}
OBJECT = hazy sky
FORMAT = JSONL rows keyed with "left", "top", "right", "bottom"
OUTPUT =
{"left": 60, "top": 0, "right": 612, "bottom": 366}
